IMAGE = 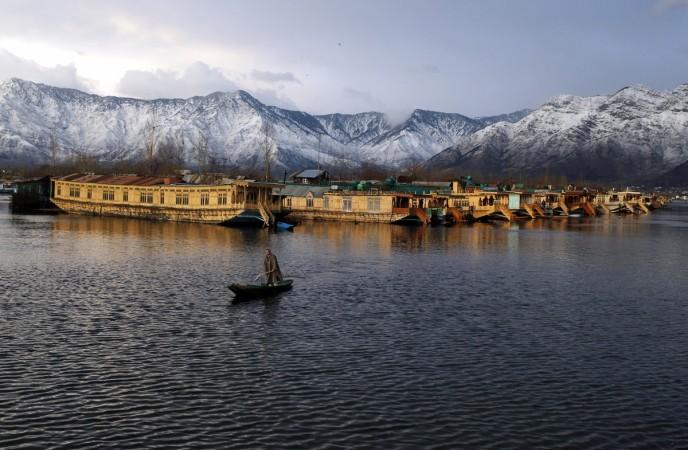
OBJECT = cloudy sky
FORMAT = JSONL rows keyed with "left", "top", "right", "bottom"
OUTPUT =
{"left": 0, "top": 0, "right": 686, "bottom": 118}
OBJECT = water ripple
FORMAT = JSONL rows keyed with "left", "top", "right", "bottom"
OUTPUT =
{"left": 2, "top": 202, "right": 688, "bottom": 448}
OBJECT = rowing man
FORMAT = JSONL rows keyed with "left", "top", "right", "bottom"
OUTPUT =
{"left": 264, "top": 248, "right": 283, "bottom": 285}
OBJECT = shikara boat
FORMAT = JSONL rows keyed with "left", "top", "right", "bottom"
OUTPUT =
{"left": 228, "top": 279, "right": 293, "bottom": 299}
{"left": 276, "top": 221, "right": 295, "bottom": 231}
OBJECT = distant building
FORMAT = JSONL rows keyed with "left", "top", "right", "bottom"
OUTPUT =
{"left": 292, "top": 169, "right": 330, "bottom": 185}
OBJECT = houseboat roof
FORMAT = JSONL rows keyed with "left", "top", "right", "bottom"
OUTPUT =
{"left": 293, "top": 169, "right": 328, "bottom": 178}
{"left": 57, "top": 173, "right": 180, "bottom": 186}
{"left": 56, "top": 173, "right": 282, "bottom": 189}
{"left": 277, "top": 184, "right": 331, "bottom": 198}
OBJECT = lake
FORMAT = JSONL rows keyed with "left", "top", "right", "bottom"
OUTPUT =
{"left": 1, "top": 195, "right": 687, "bottom": 449}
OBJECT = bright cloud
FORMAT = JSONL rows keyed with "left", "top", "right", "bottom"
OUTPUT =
{"left": 0, "top": 49, "right": 92, "bottom": 91}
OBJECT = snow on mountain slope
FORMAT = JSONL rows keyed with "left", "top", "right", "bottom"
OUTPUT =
{"left": 426, "top": 84, "right": 688, "bottom": 181}
{"left": 315, "top": 112, "right": 391, "bottom": 146}
{"left": 359, "top": 108, "right": 532, "bottom": 166}
{"left": 359, "top": 110, "right": 483, "bottom": 165}
{"left": 0, "top": 78, "right": 347, "bottom": 169}
{"left": 0, "top": 78, "right": 532, "bottom": 170}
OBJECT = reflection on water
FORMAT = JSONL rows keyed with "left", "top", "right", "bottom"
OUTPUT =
{"left": 2, "top": 200, "right": 688, "bottom": 449}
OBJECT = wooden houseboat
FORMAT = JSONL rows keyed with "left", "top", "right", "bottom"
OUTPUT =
{"left": 281, "top": 184, "right": 430, "bottom": 224}
{"left": 563, "top": 190, "right": 597, "bottom": 217}
{"left": 603, "top": 190, "right": 649, "bottom": 214}
{"left": 530, "top": 191, "right": 568, "bottom": 217}
{"left": 51, "top": 174, "right": 283, "bottom": 226}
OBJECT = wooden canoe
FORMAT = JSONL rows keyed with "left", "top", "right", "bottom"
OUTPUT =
{"left": 228, "top": 279, "right": 293, "bottom": 299}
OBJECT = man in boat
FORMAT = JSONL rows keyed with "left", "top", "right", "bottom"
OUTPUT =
{"left": 264, "top": 248, "right": 283, "bottom": 285}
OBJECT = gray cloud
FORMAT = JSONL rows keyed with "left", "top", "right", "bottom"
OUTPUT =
{"left": 409, "top": 64, "right": 440, "bottom": 74}
{"left": 0, "top": 49, "right": 92, "bottom": 91}
{"left": 250, "top": 88, "right": 298, "bottom": 109}
{"left": 251, "top": 70, "right": 301, "bottom": 85}
{"left": 116, "top": 61, "right": 298, "bottom": 108}
{"left": 654, "top": 0, "right": 688, "bottom": 13}
{"left": 343, "top": 87, "right": 375, "bottom": 104}
{"left": 0, "top": 1, "right": 686, "bottom": 117}
{"left": 117, "top": 61, "right": 238, "bottom": 99}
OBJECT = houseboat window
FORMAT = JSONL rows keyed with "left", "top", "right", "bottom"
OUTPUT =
{"left": 69, "top": 186, "right": 80, "bottom": 198}
{"left": 87, "top": 189, "right": 92, "bottom": 199}
{"left": 306, "top": 194, "right": 314, "bottom": 208}
{"left": 102, "top": 190, "right": 115, "bottom": 201}
{"left": 123, "top": 190, "right": 129, "bottom": 202}
{"left": 367, "top": 197, "right": 381, "bottom": 212}
{"left": 342, "top": 197, "right": 352, "bottom": 212}
{"left": 57, "top": 185, "right": 61, "bottom": 196}
{"left": 285, "top": 197, "right": 292, "bottom": 207}
{"left": 140, "top": 192, "right": 154, "bottom": 204}
{"left": 218, "top": 193, "right": 227, "bottom": 205}
{"left": 201, "top": 193, "right": 210, "bottom": 205}
{"left": 323, "top": 197, "right": 329, "bottom": 209}
{"left": 175, "top": 193, "right": 189, "bottom": 205}
{"left": 160, "top": 192, "right": 165, "bottom": 204}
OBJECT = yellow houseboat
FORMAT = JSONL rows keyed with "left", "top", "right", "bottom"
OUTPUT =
{"left": 51, "top": 174, "right": 283, "bottom": 226}
{"left": 281, "top": 184, "right": 422, "bottom": 223}
{"left": 282, "top": 181, "right": 464, "bottom": 224}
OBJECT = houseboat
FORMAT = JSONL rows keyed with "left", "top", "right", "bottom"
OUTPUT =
{"left": 603, "top": 190, "right": 649, "bottom": 214}
{"left": 281, "top": 184, "right": 427, "bottom": 224}
{"left": 51, "top": 173, "right": 283, "bottom": 226}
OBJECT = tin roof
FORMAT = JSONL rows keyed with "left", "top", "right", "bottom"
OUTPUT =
{"left": 294, "top": 169, "right": 327, "bottom": 179}
{"left": 278, "top": 184, "right": 330, "bottom": 198}
{"left": 57, "top": 173, "right": 180, "bottom": 186}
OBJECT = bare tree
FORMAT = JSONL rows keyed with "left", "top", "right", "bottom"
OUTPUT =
{"left": 193, "top": 131, "right": 209, "bottom": 174}
{"left": 174, "top": 129, "right": 186, "bottom": 164}
{"left": 261, "top": 121, "right": 275, "bottom": 181}
{"left": 402, "top": 155, "right": 424, "bottom": 182}
{"left": 49, "top": 131, "right": 59, "bottom": 170}
{"left": 143, "top": 112, "right": 159, "bottom": 175}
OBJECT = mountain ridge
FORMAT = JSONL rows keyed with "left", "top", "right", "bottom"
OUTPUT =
{"left": 0, "top": 78, "right": 529, "bottom": 170}
{"left": 425, "top": 83, "right": 688, "bottom": 182}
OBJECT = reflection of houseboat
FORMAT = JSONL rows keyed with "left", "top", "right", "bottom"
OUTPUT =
{"left": 51, "top": 174, "right": 283, "bottom": 226}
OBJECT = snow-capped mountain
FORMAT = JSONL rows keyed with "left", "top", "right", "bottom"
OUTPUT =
{"left": 314, "top": 112, "right": 391, "bottom": 147}
{"left": 317, "top": 108, "right": 530, "bottom": 166}
{"left": 360, "top": 110, "right": 485, "bottom": 165}
{"left": 0, "top": 78, "right": 528, "bottom": 171}
{"left": 0, "top": 78, "right": 348, "bottom": 169}
{"left": 426, "top": 84, "right": 688, "bottom": 182}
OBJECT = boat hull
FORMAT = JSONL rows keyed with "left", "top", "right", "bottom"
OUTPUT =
{"left": 228, "top": 279, "right": 294, "bottom": 299}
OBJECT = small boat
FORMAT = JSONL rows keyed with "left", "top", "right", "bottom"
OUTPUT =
{"left": 0, "top": 183, "right": 16, "bottom": 195}
{"left": 228, "top": 279, "right": 293, "bottom": 299}
{"left": 276, "top": 221, "right": 295, "bottom": 231}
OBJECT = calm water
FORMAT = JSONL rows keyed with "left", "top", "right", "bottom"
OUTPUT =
{"left": 2, "top": 196, "right": 688, "bottom": 449}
